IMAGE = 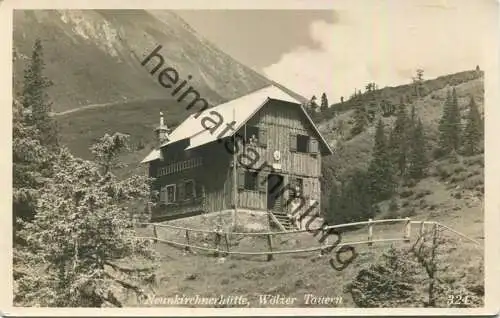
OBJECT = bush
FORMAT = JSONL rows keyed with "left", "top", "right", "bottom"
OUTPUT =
{"left": 400, "top": 188, "right": 414, "bottom": 198}
{"left": 346, "top": 246, "right": 421, "bottom": 307}
{"left": 389, "top": 198, "right": 399, "bottom": 212}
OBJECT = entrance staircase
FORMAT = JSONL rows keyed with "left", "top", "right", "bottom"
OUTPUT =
{"left": 269, "top": 210, "right": 296, "bottom": 231}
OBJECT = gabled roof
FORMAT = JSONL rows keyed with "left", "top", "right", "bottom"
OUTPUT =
{"left": 141, "top": 85, "right": 333, "bottom": 163}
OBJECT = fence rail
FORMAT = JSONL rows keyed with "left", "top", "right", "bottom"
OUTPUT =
{"left": 136, "top": 217, "right": 483, "bottom": 260}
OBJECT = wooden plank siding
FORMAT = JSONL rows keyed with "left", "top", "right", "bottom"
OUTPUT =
{"left": 240, "top": 100, "right": 321, "bottom": 177}
{"left": 227, "top": 100, "right": 323, "bottom": 215}
{"left": 150, "top": 143, "right": 232, "bottom": 218}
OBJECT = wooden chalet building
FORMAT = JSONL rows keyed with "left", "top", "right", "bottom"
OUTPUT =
{"left": 141, "top": 85, "right": 333, "bottom": 229}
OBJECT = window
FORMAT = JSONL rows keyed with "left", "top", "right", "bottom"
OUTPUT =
{"left": 244, "top": 125, "right": 267, "bottom": 148}
{"left": 238, "top": 171, "right": 259, "bottom": 191}
{"left": 296, "top": 134, "right": 309, "bottom": 153}
{"left": 290, "top": 134, "right": 319, "bottom": 154}
{"left": 161, "top": 184, "right": 176, "bottom": 204}
{"left": 245, "top": 125, "right": 259, "bottom": 144}
{"left": 184, "top": 180, "right": 195, "bottom": 199}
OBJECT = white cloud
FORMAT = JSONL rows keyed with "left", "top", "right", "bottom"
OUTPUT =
{"left": 263, "top": 0, "right": 494, "bottom": 103}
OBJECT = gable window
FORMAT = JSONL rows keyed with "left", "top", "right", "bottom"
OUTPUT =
{"left": 238, "top": 171, "right": 259, "bottom": 191}
{"left": 290, "top": 134, "right": 319, "bottom": 154}
{"left": 245, "top": 125, "right": 259, "bottom": 144}
{"left": 297, "top": 134, "right": 309, "bottom": 153}
{"left": 244, "top": 125, "right": 267, "bottom": 148}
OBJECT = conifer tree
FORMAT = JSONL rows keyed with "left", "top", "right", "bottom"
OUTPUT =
{"left": 351, "top": 102, "right": 368, "bottom": 136}
{"left": 325, "top": 180, "right": 340, "bottom": 223}
{"left": 21, "top": 39, "right": 59, "bottom": 148}
{"left": 308, "top": 95, "right": 318, "bottom": 112}
{"left": 408, "top": 118, "right": 427, "bottom": 179}
{"left": 336, "top": 170, "right": 373, "bottom": 224}
{"left": 449, "top": 87, "right": 461, "bottom": 151}
{"left": 462, "top": 95, "right": 483, "bottom": 155}
{"left": 320, "top": 92, "right": 329, "bottom": 112}
{"left": 438, "top": 88, "right": 461, "bottom": 155}
{"left": 409, "top": 105, "right": 416, "bottom": 129}
{"left": 389, "top": 100, "right": 410, "bottom": 176}
{"left": 15, "top": 134, "right": 157, "bottom": 307}
{"left": 13, "top": 100, "right": 54, "bottom": 226}
{"left": 438, "top": 90, "right": 452, "bottom": 154}
{"left": 368, "top": 119, "right": 395, "bottom": 201}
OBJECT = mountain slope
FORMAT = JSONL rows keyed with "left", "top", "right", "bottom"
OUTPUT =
{"left": 318, "top": 71, "right": 484, "bottom": 180}
{"left": 13, "top": 10, "right": 270, "bottom": 112}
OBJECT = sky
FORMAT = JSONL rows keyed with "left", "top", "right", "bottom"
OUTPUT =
{"left": 176, "top": 0, "right": 496, "bottom": 103}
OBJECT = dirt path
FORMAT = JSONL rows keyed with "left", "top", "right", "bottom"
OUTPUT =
{"left": 52, "top": 99, "right": 145, "bottom": 116}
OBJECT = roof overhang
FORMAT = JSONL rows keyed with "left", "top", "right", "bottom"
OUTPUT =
{"left": 140, "top": 85, "right": 334, "bottom": 163}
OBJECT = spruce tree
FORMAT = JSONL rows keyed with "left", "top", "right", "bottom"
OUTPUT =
{"left": 449, "top": 87, "right": 461, "bottom": 151}
{"left": 308, "top": 95, "right": 318, "bottom": 112}
{"left": 462, "top": 95, "right": 483, "bottom": 155}
{"left": 15, "top": 134, "right": 157, "bottom": 307}
{"left": 351, "top": 102, "right": 368, "bottom": 136}
{"left": 336, "top": 170, "right": 373, "bottom": 224}
{"left": 325, "top": 180, "right": 340, "bottom": 223}
{"left": 409, "top": 105, "right": 416, "bottom": 129}
{"left": 368, "top": 119, "right": 395, "bottom": 201}
{"left": 13, "top": 100, "right": 54, "bottom": 227}
{"left": 408, "top": 118, "right": 427, "bottom": 179}
{"left": 389, "top": 100, "right": 410, "bottom": 176}
{"left": 320, "top": 92, "right": 329, "bottom": 112}
{"left": 438, "top": 89, "right": 461, "bottom": 155}
{"left": 22, "top": 39, "right": 59, "bottom": 148}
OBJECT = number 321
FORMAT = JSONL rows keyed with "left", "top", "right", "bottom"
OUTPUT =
{"left": 447, "top": 295, "right": 471, "bottom": 305}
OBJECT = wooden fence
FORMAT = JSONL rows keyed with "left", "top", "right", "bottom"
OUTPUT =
{"left": 135, "top": 217, "right": 483, "bottom": 260}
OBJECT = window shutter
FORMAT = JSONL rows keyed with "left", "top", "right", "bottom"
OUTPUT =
{"left": 258, "top": 128, "right": 267, "bottom": 148}
{"left": 159, "top": 186, "right": 166, "bottom": 203}
{"left": 258, "top": 174, "right": 267, "bottom": 192}
{"left": 309, "top": 137, "right": 319, "bottom": 153}
{"left": 237, "top": 170, "right": 245, "bottom": 190}
{"left": 290, "top": 134, "right": 297, "bottom": 152}
{"left": 178, "top": 183, "right": 185, "bottom": 201}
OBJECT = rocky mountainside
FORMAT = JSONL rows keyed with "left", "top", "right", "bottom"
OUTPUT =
{"left": 13, "top": 10, "right": 270, "bottom": 112}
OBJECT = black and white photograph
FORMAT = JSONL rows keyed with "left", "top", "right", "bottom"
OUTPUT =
{"left": 2, "top": 0, "right": 499, "bottom": 315}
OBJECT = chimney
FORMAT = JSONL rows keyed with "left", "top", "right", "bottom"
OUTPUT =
{"left": 155, "top": 111, "right": 170, "bottom": 146}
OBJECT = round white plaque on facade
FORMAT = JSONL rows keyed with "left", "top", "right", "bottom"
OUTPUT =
{"left": 273, "top": 150, "right": 281, "bottom": 161}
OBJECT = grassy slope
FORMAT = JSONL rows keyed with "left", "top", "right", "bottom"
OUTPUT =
{"left": 128, "top": 177, "right": 483, "bottom": 307}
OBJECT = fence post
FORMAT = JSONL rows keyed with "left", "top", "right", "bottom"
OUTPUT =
{"left": 420, "top": 221, "right": 425, "bottom": 237}
{"left": 266, "top": 233, "right": 274, "bottom": 261}
{"left": 404, "top": 217, "right": 411, "bottom": 242}
{"left": 153, "top": 225, "right": 158, "bottom": 244}
{"left": 368, "top": 218, "right": 373, "bottom": 246}
{"left": 214, "top": 231, "right": 221, "bottom": 257}
{"left": 224, "top": 233, "right": 230, "bottom": 257}
{"left": 185, "top": 229, "right": 192, "bottom": 253}
{"left": 319, "top": 226, "right": 329, "bottom": 256}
